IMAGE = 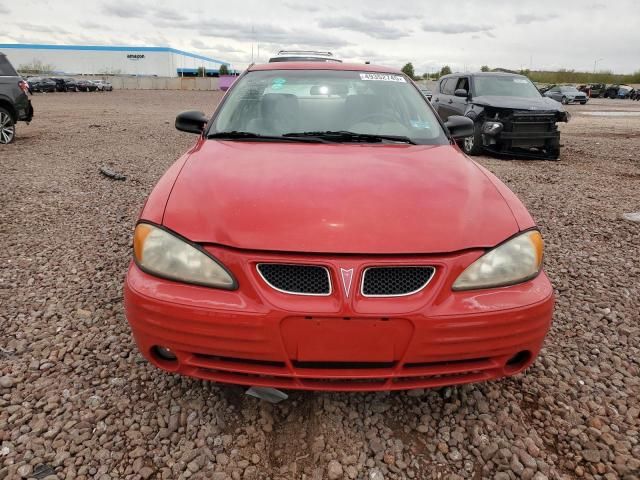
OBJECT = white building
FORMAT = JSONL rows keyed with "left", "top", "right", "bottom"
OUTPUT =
{"left": 0, "top": 44, "right": 230, "bottom": 77}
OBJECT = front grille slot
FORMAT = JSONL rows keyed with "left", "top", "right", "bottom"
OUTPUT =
{"left": 362, "top": 266, "right": 435, "bottom": 297}
{"left": 292, "top": 360, "right": 396, "bottom": 370}
{"left": 257, "top": 263, "right": 331, "bottom": 295}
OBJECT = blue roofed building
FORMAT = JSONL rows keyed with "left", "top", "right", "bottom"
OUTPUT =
{"left": 0, "top": 44, "right": 231, "bottom": 77}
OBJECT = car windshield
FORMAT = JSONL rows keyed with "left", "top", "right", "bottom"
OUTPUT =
{"left": 210, "top": 69, "right": 447, "bottom": 145}
{"left": 473, "top": 76, "right": 541, "bottom": 98}
{"left": 560, "top": 86, "right": 579, "bottom": 92}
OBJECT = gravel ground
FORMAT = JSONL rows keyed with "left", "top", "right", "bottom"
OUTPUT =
{"left": 1, "top": 92, "right": 639, "bottom": 480}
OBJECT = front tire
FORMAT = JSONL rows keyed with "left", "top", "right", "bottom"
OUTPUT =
{"left": 462, "top": 120, "right": 483, "bottom": 156}
{"left": 548, "top": 147, "right": 560, "bottom": 161}
{"left": 0, "top": 108, "right": 16, "bottom": 144}
{"left": 561, "top": 96, "right": 568, "bottom": 105}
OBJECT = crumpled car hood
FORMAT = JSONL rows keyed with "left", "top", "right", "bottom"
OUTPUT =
{"left": 472, "top": 95, "right": 564, "bottom": 112}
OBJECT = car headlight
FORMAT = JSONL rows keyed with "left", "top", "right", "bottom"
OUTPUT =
{"left": 133, "top": 223, "right": 236, "bottom": 289}
{"left": 453, "top": 231, "right": 544, "bottom": 291}
{"left": 482, "top": 121, "right": 503, "bottom": 135}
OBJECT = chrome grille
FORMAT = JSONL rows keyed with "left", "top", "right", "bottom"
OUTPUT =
{"left": 257, "top": 264, "right": 331, "bottom": 295}
{"left": 362, "top": 266, "right": 435, "bottom": 297}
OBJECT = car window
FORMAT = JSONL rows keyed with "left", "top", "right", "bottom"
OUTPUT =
{"left": 456, "top": 77, "right": 469, "bottom": 91}
{"left": 0, "top": 56, "right": 18, "bottom": 76}
{"left": 561, "top": 86, "right": 579, "bottom": 92}
{"left": 473, "top": 76, "right": 542, "bottom": 98}
{"left": 441, "top": 78, "right": 455, "bottom": 95}
{"left": 211, "top": 69, "right": 448, "bottom": 145}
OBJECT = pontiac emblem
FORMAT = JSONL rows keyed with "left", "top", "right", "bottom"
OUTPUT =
{"left": 340, "top": 268, "right": 354, "bottom": 297}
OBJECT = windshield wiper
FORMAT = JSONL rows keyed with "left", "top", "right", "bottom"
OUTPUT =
{"left": 284, "top": 130, "right": 416, "bottom": 145}
{"left": 208, "top": 131, "right": 328, "bottom": 143}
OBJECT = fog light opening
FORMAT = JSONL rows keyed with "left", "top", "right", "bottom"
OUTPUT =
{"left": 504, "top": 350, "right": 532, "bottom": 374}
{"left": 151, "top": 345, "right": 178, "bottom": 364}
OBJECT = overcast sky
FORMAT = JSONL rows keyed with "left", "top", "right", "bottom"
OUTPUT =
{"left": 1, "top": 0, "right": 639, "bottom": 74}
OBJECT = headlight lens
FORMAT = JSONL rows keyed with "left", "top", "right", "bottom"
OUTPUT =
{"left": 482, "top": 121, "right": 503, "bottom": 135}
{"left": 133, "top": 223, "right": 236, "bottom": 289}
{"left": 453, "top": 231, "right": 544, "bottom": 291}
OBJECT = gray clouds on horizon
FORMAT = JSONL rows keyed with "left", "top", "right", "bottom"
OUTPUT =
{"left": 515, "top": 13, "right": 559, "bottom": 24}
{"left": 319, "top": 16, "right": 411, "bottom": 39}
{"left": 1, "top": 0, "right": 638, "bottom": 73}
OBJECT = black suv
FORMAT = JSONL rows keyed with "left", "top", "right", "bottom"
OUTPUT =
{"left": 432, "top": 72, "right": 569, "bottom": 160}
{"left": 50, "top": 77, "right": 77, "bottom": 92}
{"left": 0, "top": 53, "right": 34, "bottom": 144}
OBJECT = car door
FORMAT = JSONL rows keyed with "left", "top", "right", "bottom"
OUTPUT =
{"left": 450, "top": 76, "right": 470, "bottom": 116}
{"left": 433, "top": 77, "right": 457, "bottom": 121}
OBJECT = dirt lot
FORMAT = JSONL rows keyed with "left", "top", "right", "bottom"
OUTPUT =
{"left": 1, "top": 92, "right": 639, "bottom": 480}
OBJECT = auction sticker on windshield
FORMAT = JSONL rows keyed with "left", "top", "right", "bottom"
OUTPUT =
{"left": 360, "top": 73, "right": 406, "bottom": 82}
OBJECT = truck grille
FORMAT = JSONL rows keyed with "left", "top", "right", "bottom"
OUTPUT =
{"left": 257, "top": 264, "right": 331, "bottom": 295}
{"left": 362, "top": 266, "right": 435, "bottom": 297}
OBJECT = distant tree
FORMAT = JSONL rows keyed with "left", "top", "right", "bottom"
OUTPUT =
{"left": 440, "top": 65, "right": 452, "bottom": 76}
{"left": 219, "top": 64, "right": 230, "bottom": 75}
{"left": 401, "top": 62, "right": 415, "bottom": 79}
{"left": 422, "top": 73, "right": 431, "bottom": 80}
{"left": 197, "top": 66, "right": 206, "bottom": 77}
{"left": 480, "top": 65, "right": 490, "bottom": 72}
{"left": 18, "top": 60, "right": 55, "bottom": 75}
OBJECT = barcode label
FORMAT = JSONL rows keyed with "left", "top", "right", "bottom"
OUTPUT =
{"left": 360, "top": 73, "right": 407, "bottom": 83}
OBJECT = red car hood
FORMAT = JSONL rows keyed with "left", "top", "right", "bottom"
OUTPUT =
{"left": 162, "top": 141, "right": 519, "bottom": 254}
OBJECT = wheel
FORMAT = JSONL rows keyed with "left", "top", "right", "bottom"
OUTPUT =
{"left": 548, "top": 147, "right": 560, "bottom": 160}
{"left": 561, "top": 96, "right": 568, "bottom": 105}
{"left": 0, "top": 108, "right": 16, "bottom": 144}
{"left": 580, "top": 101, "right": 587, "bottom": 105}
{"left": 462, "top": 119, "right": 483, "bottom": 156}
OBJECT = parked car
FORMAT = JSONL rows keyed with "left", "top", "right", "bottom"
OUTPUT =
{"left": 26, "top": 76, "right": 57, "bottom": 93}
{"left": 124, "top": 61, "right": 554, "bottom": 392}
{"left": 269, "top": 50, "right": 342, "bottom": 63}
{"left": 50, "top": 77, "right": 77, "bottom": 92}
{"left": 543, "top": 85, "right": 588, "bottom": 104}
{"left": 579, "top": 83, "right": 605, "bottom": 98}
{"left": 536, "top": 83, "right": 552, "bottom": 95}
{"left": 76, "top": 79, "right": 98, "bottom": 92}
{"left": 602, "top": 84, "right": 634, "bottom": 99}
{"left": 93, "top": 80, "right": 113, "bottom": 91}
{"left": 630, "top": 89, "right": 640, "bottom": 101}
{"left": 0, "top": 53, "right": 34, "bottom": 144}
{"left": 616, "top": 85, "right": 634, "bottom": 99}
{"left": 432, "top": 72, "right": 569, "bottom": 159}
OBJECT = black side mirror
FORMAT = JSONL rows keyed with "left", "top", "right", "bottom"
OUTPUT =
{"left": 454, "top": 88, "right": 469, "bottom": 98}
{"left": 175, "top": 110, "right": 208, "bottom": 134}
{"left": 444, "top": 115, "right": 474, "bottom": 139}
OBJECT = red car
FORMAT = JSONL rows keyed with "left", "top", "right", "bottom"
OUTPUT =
{"left": 124, "top": 62, "right": 554, "bottom": 391}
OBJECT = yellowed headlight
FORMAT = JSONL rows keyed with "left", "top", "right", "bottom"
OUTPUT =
{"left": 453, "top": 230, "right": 544, "bottom": 291}
{"left": 132, "top": 223, "right": 235, "bottom": 289}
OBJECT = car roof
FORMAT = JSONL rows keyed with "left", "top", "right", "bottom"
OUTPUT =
{"left": 440, "top": 72, "right": 527, "bottom": 79}
{"left": 248, "top": 62, "right": 402, "bottom": 74}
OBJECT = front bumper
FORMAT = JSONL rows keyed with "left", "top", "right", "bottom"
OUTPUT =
{"left": 124, "top": 247, "right": 554, "bottom": 392}
{"left": 480, "top": 112, "right": 562, "bottom": 159}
